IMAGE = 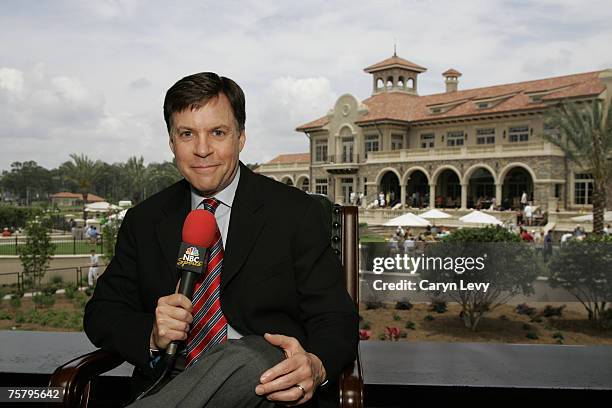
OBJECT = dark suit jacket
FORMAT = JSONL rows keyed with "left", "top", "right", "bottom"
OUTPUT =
{"left": 84, "top": 161, "right": 359, "bottom": 405}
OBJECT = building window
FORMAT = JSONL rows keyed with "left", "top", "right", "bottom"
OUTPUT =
{"left": 315, "top": 178, "right": 328, "bottom": 196}
{"left": 574, "top": 173, "right": 593, "bottom": 205}
{"left": 420, "top": 133, "right": 435, "bottom": 148}
{"left": 364, "top": 177, "right": 367, "bottom": 197}
{"left": 476, "top": 128, "right": 496, "bottom": 145}
{"left": 508, "top": 125, "right": 529, "bottom": 143}
{"left": 446, "top": 131, "right": 464, "bottom": 147}
{"left": 301, "top": 178, "right": 309, "bottom": 192}
{"left": 477, "top": 102, "right": 490, "bottom": 109}
{"left": 364, "top": 135, "right": 379, "bottom": 158}
{"left": 314, "top": 139, "right": 327, "bottom": 162}
{"left": 391, "top": 134, "right": 403, "bottom": 150}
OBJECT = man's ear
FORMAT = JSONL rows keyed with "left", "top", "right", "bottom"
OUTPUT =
{"left": 168, "top": 134, "right": 175, "bottom": 155}
{"left": 238, "top": 130, "right": 246, "bottom": 152}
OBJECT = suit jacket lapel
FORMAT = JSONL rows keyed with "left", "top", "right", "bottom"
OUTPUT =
{"left": 222, "top": 161, "right": 265, "bottom": 290}
{"left": 156, "top": 179, "right": 191, "bottom": 286}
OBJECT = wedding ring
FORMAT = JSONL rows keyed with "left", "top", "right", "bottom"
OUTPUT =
{"left": 295, "top": 384, "right": 306, "bottom": 398}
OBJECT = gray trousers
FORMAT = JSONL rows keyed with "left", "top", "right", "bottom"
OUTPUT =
{"left": 127, "top": 335, "right": 286, "bottom": 408}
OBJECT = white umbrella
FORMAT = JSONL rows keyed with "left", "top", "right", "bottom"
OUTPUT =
{"left": 571, "top": 211, "right": 612, "bottom": 222}
{"left": 85, "top": 201, "right": 122, "bottom": 212}
{"left": 459, "top": 210, "right": 502, "bottom": 226}
{"left": 384, "top": 212, "right": 431, "bottom": 227}
{"left": 420, "top": 209, "right": 452, "bottom": 219}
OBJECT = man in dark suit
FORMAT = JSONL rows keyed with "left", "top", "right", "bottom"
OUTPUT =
{"left": 84, "top": 72, "right": 358, "bottom": 407}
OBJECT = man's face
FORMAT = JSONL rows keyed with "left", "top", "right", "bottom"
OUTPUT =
{"left": 169, "top": 93, "right": 246, "bottom": 196}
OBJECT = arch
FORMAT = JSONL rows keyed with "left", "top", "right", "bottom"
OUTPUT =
{"left": 376, "top": 78, "right": 384, "bottom": 89}
{"left": 432, "top": 165, "right": 462, "bottom": 185}
{"left": 434, "top": 168, "right": 462, "bottom": 208}
{"left": 379, "top": 171, "right": 401, "bottom": 207}
{"left": 397, "top": 76, "right": 405, "bottom": 88}
{"left": 501, "top": 165, "right": 535, "bottom": 210}
{"left": 462, "top": 163, "right": 498, "bottom": 185}
{"left": 267, "top": 175, "right": 278, "bottom": 181}
{"left": 338, "top": 124, "right": 356, "bottom": 137}
{"left": 407, "top": 77, "right": 415, "bottom": 88}
{"left": 296, "top": 174, "right": 310, "bottom": 192}
{"left": 375, "top": 167, "right": 402, "bottom": 186}
{"left": 464, "top": 165, "right": 496, "bottom": 209}
{"left": 281, "top": 176, "right": 294, "bottom": 186}
{"left": 498, "top": 162, "right": 537, "bottom": 183}
{"left": 402, "top": 166, "right": 431, "bottom": 185}
{"left": 386, "top": 76, "right": 394, "bottom": 88}
{"left": 403, "top": 167, "right": 431, "bottom": 208}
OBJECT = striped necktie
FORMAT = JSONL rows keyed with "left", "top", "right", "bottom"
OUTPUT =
{"left": 185, "top": 197, "right": 228, "bottom": 367}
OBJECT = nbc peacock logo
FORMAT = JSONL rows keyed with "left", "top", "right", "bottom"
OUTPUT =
{"left": 185, "top": 247, "right": 199, "bottom": 257}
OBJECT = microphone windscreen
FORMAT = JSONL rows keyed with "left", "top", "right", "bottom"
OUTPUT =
{"left": 182, "top": 209, "right": 217, "bottom": 248}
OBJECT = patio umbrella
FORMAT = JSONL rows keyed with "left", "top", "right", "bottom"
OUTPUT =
{"left": 384, "top": 212, "right": 431, "bottom": 227}
{"left": 420, "top": 209, "right": 452, "bottom": 220}
{"left": 459, "top": 210, "right": 502, "bottom": 226}
{"left": 571, "top": 211, "right": 612, "bottom": 222}
{"left": 85, "top": 201, "right": 122, "bottom": 212}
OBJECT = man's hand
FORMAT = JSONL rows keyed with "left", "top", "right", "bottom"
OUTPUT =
{"left": 149, "top": 293, "right": 193, "bottom": 350}
{"left": 255, "top": 333, "right": 326, "bottom": 406}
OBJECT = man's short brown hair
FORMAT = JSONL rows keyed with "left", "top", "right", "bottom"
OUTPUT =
{"left": 163, "top": 72, "right": 246, "bottom": 134}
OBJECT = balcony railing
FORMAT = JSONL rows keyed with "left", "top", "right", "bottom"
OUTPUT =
{"left": 325, "top": 153, "right": 363, "bottom": 164}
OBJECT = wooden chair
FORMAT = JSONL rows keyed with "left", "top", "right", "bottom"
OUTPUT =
{"left": 49, "top": 199, "right": 364, "bottom": 408}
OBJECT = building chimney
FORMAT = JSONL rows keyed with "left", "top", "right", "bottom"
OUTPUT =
{"left": 443, "top": 68, "right": 462, "bottom": 93}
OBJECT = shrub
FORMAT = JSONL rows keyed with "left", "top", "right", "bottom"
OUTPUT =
{"left": 522, "top": 323, "right": 532, "bottom": 331}
{"left": 395, "top": 300, "right": 413, "bottom": 310}
{"left": 18, "top": 217, "right": 55, "bottom": 290}
{"left": 32, "top": 293, "right": 55, "bottom": 308}
{"left": 552, "top": 332, "right": 564, "bottom": 341}
{"left": 548, "top": 235, "right": 612, "bottom": 326}
{"left": 392, "top": 313, "right": 401, "bottom": 321}
{"left": 420, "top": 226, "right": 539, "bottom": 331}
{"left": 50, "top": 275, "right": 64, "bottom": 286}
{"left": 526, "top": 332, "right": 539, "bottom": 340}
{"left": 405, "top": 321, "right": 416, "bottom": 330}
{"left": 429, "top": 299, "right": 448, "bottom": 314}
{"left": 64, "top": 286, "right": 77, "bottom": 300}
{"left": 424, "top": 314, "right": 435, "bottom": 322}
{"left": 0, "top": 310, "right": 12, "bottom": 320}
{"left": 542, "top": 305, "right": 566, "bottom": 318}
{"left": 399, "top": 330, "right": 408, "bottom": 339}
{"left": 377, "top": 333, "right": 386, "bottom": 341}
{"left": 516, "top": 303, "right": 536, "bottom": 316}
{"left": 365, "top": 301, "right": 384, "bottom": 310}
{"left": 9, "top": 297, "right": 21, "bottom": 309}
{"left": 361, "top": 322, "right": 371, "bottom": 330}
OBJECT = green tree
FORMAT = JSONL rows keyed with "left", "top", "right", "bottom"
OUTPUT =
{"left": 420, "top": 227, "right": 539, "bottom": 331}
{"left": 548, "top": 235, "right": 612, "bottom": 326}
{"left": 144, "top": 161, "right": 182, "bottom": 198}
{"left": 544, "top": 98, "right": 612, "bottom": 235}
{"left": 122, "top": 156, "right": 146, "bottom": 203}
{"left": 19, "top": 217, "right": 56, "bottom": 289}
{"left": 0, "top": 161, "right": 54, "bottom": 205}
{"left": 62, "top": 154, "right": 102, "bottom": 218}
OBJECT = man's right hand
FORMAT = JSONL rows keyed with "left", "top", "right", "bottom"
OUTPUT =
{"left": 150, "top": 293, "right": 193, "bottom": 350}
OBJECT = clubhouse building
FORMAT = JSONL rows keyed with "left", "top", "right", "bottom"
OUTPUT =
{"left": 255, "top": 54, "right": 612, "bottom": 214}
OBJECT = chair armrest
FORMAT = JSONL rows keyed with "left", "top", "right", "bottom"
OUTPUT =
{"left": 49, "top": 349, "right": 125, "bottom": 408}
{"left": 339, "top": 345, "right": 364, "bottom": 408}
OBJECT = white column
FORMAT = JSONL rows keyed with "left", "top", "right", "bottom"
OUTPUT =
{"left": 460, "top": 183, "right": 468, "bottom": 210}
{"left": 401, "top": 184, "right": 406, "bottom": 208}
{"left": 429, "top": 184, "right": 436, "bottom": 208}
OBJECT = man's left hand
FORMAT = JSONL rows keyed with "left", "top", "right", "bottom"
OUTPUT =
{"left": 255, "top": 333, "right": 326, "bottom": 406}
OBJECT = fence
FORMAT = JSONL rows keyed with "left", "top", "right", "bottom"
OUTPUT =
{"left": 0, "top": 235, "right": 104, "bottom": 256}
{"left": 0, "top": 265, "right": 102, "bottom": 293}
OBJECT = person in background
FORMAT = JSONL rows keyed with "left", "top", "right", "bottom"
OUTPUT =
{"left": 543, "top": 229, "right": 553, "bottom": 262}
{"left": 88, "top": 249, "right": 100, "bottom": 287}
{"left": 2, "top": 227, "right": 11, "bottom": 237}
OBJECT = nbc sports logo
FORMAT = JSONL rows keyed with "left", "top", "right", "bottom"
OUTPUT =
{"left": 185, "top": 247, "right": 199, "bottom": 257}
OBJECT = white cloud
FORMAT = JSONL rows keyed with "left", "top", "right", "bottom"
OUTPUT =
{"left": 0, "top": 0, "right": 611, "bottom": 170}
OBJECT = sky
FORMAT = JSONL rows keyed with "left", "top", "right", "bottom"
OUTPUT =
{"left": 1, "top": 0, "right": 612, "bottom": 171}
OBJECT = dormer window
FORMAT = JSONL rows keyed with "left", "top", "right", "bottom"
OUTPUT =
{"left": 431, "top": 108, "right": 442, "bottom": 114}
{"left": 477, "top": 102, "right": 490, "bottom": 109}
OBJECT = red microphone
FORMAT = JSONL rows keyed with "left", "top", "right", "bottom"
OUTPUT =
{"left": 166, "top": 209, "right": 218, "bottom": 357}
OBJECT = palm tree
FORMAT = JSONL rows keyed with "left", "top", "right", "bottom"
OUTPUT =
{"left": 122, "top": 156, "right": 146, "bottom": 203}
{"left": 63, "top": 154, "right": 102, "bottom": 219}
{"left": 544, "top": 98, "right": 612, "bottom": 235}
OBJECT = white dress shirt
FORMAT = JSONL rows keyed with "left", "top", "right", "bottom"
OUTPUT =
{"left": 190, "top": 166, "right": 243, "bottom": 339}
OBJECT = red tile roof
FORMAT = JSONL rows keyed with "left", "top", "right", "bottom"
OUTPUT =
{"left": 297, "top": 70, "right": 606, "bottom": 130}
{"left": 443, "top": 68, "right": 462, "bottom": 77}
{"left": 51, "top": 192, "right": 105, "bottom": 202}
{"left": 266, "top": 153, "right": 310, "bottom": 164}
{"left": 364, "top": 55, "right": 427, "bottom": 74}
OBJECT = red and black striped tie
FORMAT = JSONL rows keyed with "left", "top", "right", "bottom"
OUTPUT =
{"left": 185, "top": 198, "right": 228, "bottom": 367}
